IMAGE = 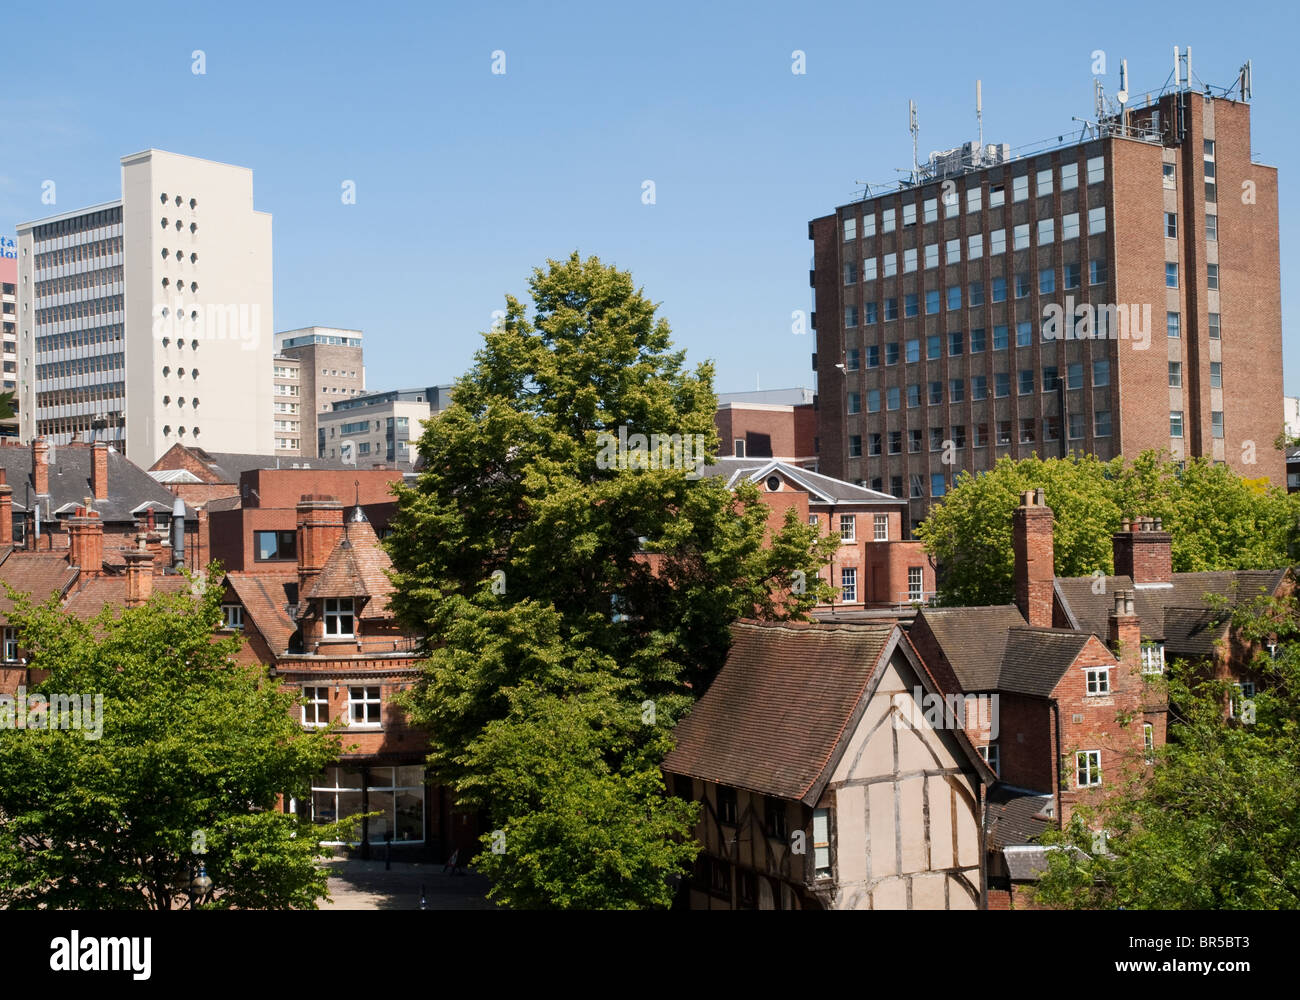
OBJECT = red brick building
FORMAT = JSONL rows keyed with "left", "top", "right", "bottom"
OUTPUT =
{"left": 811, "top": 83, "right": 1283, "bottom": 525}
{"left": 706, "top": 457, "right": 936, "bottom": 610}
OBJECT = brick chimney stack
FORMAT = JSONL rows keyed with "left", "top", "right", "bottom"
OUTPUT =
{"left": 0, "top": 468, "right": 11, "bottom": 549}
{"left": 1108, "top": 588, "right": 1141, "bottom": 670}
{"left": 68, "top": 506, "right": 104, "bottom": 575}
{"left": 296, "top": 495, "right": 344, "bottom": 598}
{"left": 1113, "top": 516, "right": 1172, "bottom": 586}
{"left": 32, "top": 438, "right": 49, "bottom": 497}
{"left": 91, "top": 442, "right": 109, "bottom": 501}
{"left": 124, "top": 537, "right": 154, "bottom": 607}
{"left": 1013, "top": 488, "right": 1056, "bottom": 628}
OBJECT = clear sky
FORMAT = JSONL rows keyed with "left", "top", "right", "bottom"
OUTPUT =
{"left": 3, "top": 0, "right": 1296, "bottom": 396}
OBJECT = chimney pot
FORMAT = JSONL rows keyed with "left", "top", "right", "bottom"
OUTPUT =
{"left": 1035, "top": 487, "right": 1045, "bottom": 505}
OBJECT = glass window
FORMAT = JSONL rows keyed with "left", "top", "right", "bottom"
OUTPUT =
{"left": 1013, "top": 224, "right": 1030, "bottom": 250}
{"left": 968, "top": 234, "right": 983, "bottom": 259}
{"left": 1012, "top": 175, "right": 1029, "bottom": 201}
{"left": 867, "top": 389, "right": 881, "bottom": 413}
{"left": 931, "top": 473, "right": 947, "bottom": 497}
{"left": 993, "top": 325, "right": 1009, "bottom": 350}
{"left": 886, "top": 386, "right": 900, "bottom": 410}
{"left": 1039, "top": 268, "right": 1055, "bottom": 294}
{"left": 1095, "top": 409, "right": 1112, "bottom": 438}
{"left": 1206, "top": 214, "right": 1217, "bottom": 241}
{"left": 1207, "top": 263, "right": 1219, "bottom": 290}
{"left": 347, "top": 684, "right": 381, "bottom": 725}
{"left": 1018, "top": 369, "right": 1034, "bottom": 395}
{"left": 1209, "top": 312, "right": 1220, "bottom": 339}
{"left": 884, "top": 254, "right": 898, "bottom": 277}
{"left": 1090, "top": 258, "right": 1107, "bottom": 285}
{"left": 841, "top": 567, "right": 857, "bottom": 603}
{"left": 970, "top": 328, "right": 986, "bottom": 353}
{"left": 848, "top": 435, "right": 862, "bottom": 458}
{"left": 839, "top": 515, "right": 856, "bottom": 542}
{"left": 927, "top": 334, "right": 941, "bottom": 360}
{"left": 1019, "top": 418, "right": 1036, "bottom": 444}
{"left": 1209, "top": 361, "right": 1221, "bottom": 388}
{"left": 1016, "top": 322, "right": 1032, "bottom": 348}
{"left": 908, "top": 428, "right": 922, "bottom": 452}
{"left": 856, "top": 347, "right": 870, "bottom": 370}
{"left": 863, "top": 213, "right": 876, "bottom": 237}
{"left": 874, "top": 513, "right": 890, "bottom": 541}
{"left": 1170, "top": 411, "right": 1184, "bottom": 438}
{"left": 1168, "top": 361, "right": 1182, "bottom": 387}
{"left": 302, "top": 686, "right": 330, "bottom": 727}
{"left": 1167, "top": 311, "right": 1180, "bottom": 338}
{"left": 994, "top": 372, "right": 1010, "bottom": 397}
{"left": 947, "top": 286, "right": 962, "bottom": 311}
{"left": 989, "top": 183, "right": 1005, "bottom": 208}
{"left": 1061, "top": 162, "right": 1078, "bottom": 190}
{"left": 845, "top": 305, "right": 859, "bottom": 327}
{"left": 847, "top": 392, "right": 861, "bottom": 414}
{"left": 1093, "top": 359, "right": 1110, "bottom": 387}
{"left": 1036, "top": 168, "right": 1053, "bottom": 197}
{"left": 1015, "top": 273, "right": 1031, "bottom": 299}
{"left": 907, "top": 384, "right": 921, "bottom": 408}
{"left": 971, "top": 375, "right": 987, "bottom": 400}
{"left": 813, "top": 808, "right": 832, "bottom": 877}
{"left": 885, "top": 341, "right": 899, "bottom": 365}
{"left": 949, "top": 331, "right": 963, "bottom": 355}
{"left": 925, "top": 289, "right": 940, "bottom": 314}
{"left": 905, "top": 293, "right": 919, "bottom": 317}
{"left": 1064, "top": 262, "right": 1081, "bottom": 288}
{"left": 903, "top": 202, "right": 917, "bottom": 227}
{"left": 882, "top": 208, "right": 895, "bottom": 233}
{"left": 1037, "top": 218, "right": 1054, "bottom": 244}
{"left": 949, "top": 378, "right": 965, "bottom": 402}
{"left": 1212, "top": 411, "right": 1224, "bottom": 439}
{"left": 1062, "top": 213, "right": 1080, "bottom": 241}
{"left": 946, "top": 238, "right": 961, "bottom": 264}
{"left": 1165, "top": 212, "right": 1178, "bottom": 238}
{"left": 967, "top": 188, "right": 981, "bottom": 213}
{"left": 928, "top": 381, "right": 943, "bottom": 405}
{"left": 843, "top": 217, "right": 857, "bottom": 241}
{"left": 863, "top": 258, "right": 878, "bottom": 281}
{"left": 969, "top": 281, "right": 984, "bottom": 306}
{"left": 991, "top": 277, "right": 1006, "bottom": 302}
{"left": 903, "top": 248, "right": 918, "bottom": 272}
{"left": 255, "top": 530, "right": 297, "bottom": 561}
{"left": 325, "top": 597, "right": 356, "bottom": 637}
{"left": 1165, "top": 262, "right": 1178, "bottom": 288}
{"left": 990, "top": 228, "right": 1006, "bottom": 254}
{"left": 925, "top": 243, "right": 939, "bottom": 269}
{"left": 1086, "top": 156, "right": 1104, "bottom": 184}
{"left": 1076, "top": 750, "right": 1102, "bottom": 788}
{"left": 923, "top": 197, "right": 938, "bottom": 223}
{"left": 1088, "top": 206, "right": 1106, "bottom": 234}
{"left": 905, "top": 339, "right": 920, "bottom": 364}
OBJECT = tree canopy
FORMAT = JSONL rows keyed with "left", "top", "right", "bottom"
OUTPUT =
{"left": 386, "top": 252, "right": 836, "bottom": 908}
{"left": 915, "top": 452, "right": 1297, "bottom": 606}
{"left": 0, "top": 576, "right": 346, "bottom": 909}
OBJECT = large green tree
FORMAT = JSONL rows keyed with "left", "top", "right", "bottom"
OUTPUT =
{"left": 916, "top": 452, "right": 1296, "bottom": 606}
{"left": 386, "top": 252, "right": 837, "bottom": 908}
{"left": 1031, "top": 594, "right": 1300, "bottom": 909}
{"left": 0, "top": 577, "right": 346, "bottom": 909}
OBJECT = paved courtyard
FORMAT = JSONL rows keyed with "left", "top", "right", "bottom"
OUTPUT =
{"left": 319, "top": 857, "right": 497, "bottom": 910}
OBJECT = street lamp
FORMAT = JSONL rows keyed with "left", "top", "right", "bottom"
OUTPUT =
{"left": 189, "top": 863, "right": 212, "bottom": 908}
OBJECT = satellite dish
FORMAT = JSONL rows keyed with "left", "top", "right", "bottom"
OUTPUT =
{"left": 1116, "top": 89, "right": 1128, "bottom": 105}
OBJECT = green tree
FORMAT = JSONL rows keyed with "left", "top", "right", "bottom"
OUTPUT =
{"left": 1031, "top": 594, "right": 1300, "bottom": 909}
{"left": 0, "top": 576, "right": 347, "bottom": 909}
{"left": 916, "top": 452, "right": 1296, "bottom": 606}
{"left": 386, "top": 252, "right": 837, "bottom": 908}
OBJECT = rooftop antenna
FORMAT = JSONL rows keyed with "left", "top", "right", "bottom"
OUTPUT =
{"left": 1117, "top": 59, "right": 1129, "bottom": 126}
{"left": 1186, "top": 46, "right": 1193, "bottom": 89}
{"left": 1239, "top": 59, "right": 1253, "bottom": 99}
{"left": 909, "top": 100, "right": 919, "bottom": 181}
{"left": 1173, "top": 46, "right": 1182, "bottom": 88}
{"left": 1094, "top": 77, "right": 1105, "bottom": 120}
{"left": 976, "top": 80, "right": 984, "bottom": 148}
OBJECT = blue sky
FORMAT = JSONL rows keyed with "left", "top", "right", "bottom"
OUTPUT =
{"left": 3, "top": 0, "right": 1296, "bottom": 395}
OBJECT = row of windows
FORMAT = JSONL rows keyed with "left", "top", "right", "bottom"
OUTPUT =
{"left": 849, "top": 413, "right": 1113, "bottom": 469}
{"left": 850, "top": 326, "right": 1117, "bottom": 367}
{"left": 160, "top": 365, "right": 200, "bottom": 378}
{"left": 36, "top": 324, "right": 124, "bottom": 354}
{"left": 160, "top": 193, "right": 198, "bottom": 209}
{"left": 36, "top": 414, "right": 124, "bottom": 441}
{"left": 35, "top": 236, "right": 123, "bottom": 270}
{"left": 844, "top": 261, "right": 1108, "bottom": 326}
{"left": 841, "top": 156, "right": 1106, "bottom": 241}
{"left": 159, "top": 218, "right": 199, "bottom": 234}
{"left": 36, "top": 381, "right": 125, "bottom": 408}
{"left": 273, "top": 365, "right": 298, "bottom": 378}
{"left": 846, "top": 363, "right": 1110, "bottom": 412}
{"left": 160, "top": 277, "right": 198, "bottom": 292}
{"left": 161, "top": 424, "right": 199, "bottom": 438}
{"left": 160, "top": 247, "right": 198, "bottom": 263}
{"left": 36, "top": 295, "right": 123, "bottom": 326}
{"left": 1164, "top": 262, "right": 1221, "bottom": 289}
{"left": 32, "top": 207, "right": 122, "bottom": 241}
{"left": 322, "top": 368, "right": 359, "bottom": 378}
{"left": 35, "top": 266, "right": 124, "bottom": 299}
{"left": 36, "top": 352, "right": 125, "bottom": 381}
{"left": 845, "top": 210, "right": 1106, "bottom": 283}
{"left": 1170, "top": 410, "right": 1225, "bottom": 439}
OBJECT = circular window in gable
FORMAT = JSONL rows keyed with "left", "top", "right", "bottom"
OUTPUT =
{"left": 765, "top": 475, "right": 782, "bottom": 492}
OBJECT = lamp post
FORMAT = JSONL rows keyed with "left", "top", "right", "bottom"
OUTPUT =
{"left": 189, "top": 862, "right": 212, "bottom": 908}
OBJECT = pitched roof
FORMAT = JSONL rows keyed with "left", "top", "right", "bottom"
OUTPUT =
{"left": 226, "top": 572, "right": 299, "bottom": 654}
{"left": 1055, "top": 569, "right": 1287, "bottom": 657}
{"left": 0, "top": 445, "right": 193, "bottom": 524}
{"left": 0, "top": 550, "right": 79, "bottom": 614}
{"left": 1002, "top": 845, "right": 1087, "bottom": 881}
{"left": 62, "top": 574, "right": 192, "bottom": 622}
{"left": 160, "top": 448, "right": 360, "bottom": 484}
{"left": 914, "top": 605, "right": 1027, "bottom": 689}
{"left": 985, "top": 785, "right": 1054, "bottom": 850}
{"left": 300, "top": 510, "right": 395, "bottom": 617}
{"left": 915, "top": 607, "right": 1096, "bottom": 697}
{"left": 998, "top": 627, "right": 1094, "bottom": 698}
{"left": 663, "top": 621, "right": 894, "bottom": 803}
{"left": 701, "top": 458, "right": 903, "bottom": 504}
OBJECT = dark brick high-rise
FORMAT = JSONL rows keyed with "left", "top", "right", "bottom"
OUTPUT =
{"left": 810, "top": 88, "right": 1283, "bottom": 528}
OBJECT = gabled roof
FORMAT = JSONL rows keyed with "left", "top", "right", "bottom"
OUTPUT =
{"left": 299, "top": 510, "right": 395, "bottom": 617}
{"left": 998, "top": 627, "right": 1095, "bottom": 698}
{"left": 0, "top": 550, "right": 80, "bottom": 614}
{"left": 914, "top": 605, "right": 1027, "bottom": 689}
{"left": 702, "top": 458, "right": 902, "bottom": 504}
{"left": 986, "top": 785, "right": 1054, "bottom": 850}
{"left": 0, "top": 445, "right": 194, "bottom": 524}
{"left": 226, "top": 572, "right": 299, "bottom": 655}
{"left": 154, "top": 447, "right": 359, "bottom": 484}
{"left": 62, "top": 574, "right": 192, "bottom": 623}
{"left": 914, "top": 606, "right": 1098, "bottom": 697}
{"left": 1054, "top": 569, "right": 1287, "bottom": 657}
{"left": 663, "top": 620, "right": 994, "bottom": 805}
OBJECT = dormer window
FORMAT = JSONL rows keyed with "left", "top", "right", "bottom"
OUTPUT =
{"left": 324, "top": 597, "right": 355, "bottom": 637}
{"left": 1140, "top": 642, "right": 1165, "bottom": 674}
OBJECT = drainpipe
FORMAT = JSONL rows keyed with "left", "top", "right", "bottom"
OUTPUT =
{"left": 1051, "top": 698, "right": 1064, "bottom": 828}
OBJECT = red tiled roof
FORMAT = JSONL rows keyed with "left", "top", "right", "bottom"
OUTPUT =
{"left": 0, "top": 550, "right": 80, "bottom": 614}
{"left": 663, "top": 621, "right": 895, "bottom": 804}
{"left": 63, "top": 574, "right": 192, "bottom": 622}
{"left": 301, "top": 514, "right": 395, "bottom": 618}
{"left": 226, "top": 572, "right": 299, "bottom": 655}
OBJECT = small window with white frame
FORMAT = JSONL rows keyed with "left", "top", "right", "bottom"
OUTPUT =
{"left": 302, "top": 685, "right": 330, "bottom": 727}
{"left": 812, "top": 807, "right": 832, "bottom": 879}
{"left": 839, "top": 514, "right": 856, "bottom": 542}
{"left": 2, "top": 627, "right": 18, "bottom": 663}
{"left": 1143, "top": 723, "right": 1154, "bottom": 763}
{"left": 1085, "top": 667, "right": 1111, "bottom": 696}
{"left": 1229, "top": 681, "right": 1256, "bottom": 719}
{"left": 221, "top": 604, "right": 243, "bottom": 630}
{"left": 908, "top": 566, "right": 924, "bottom": 601}
{"left": 1076, "top": 750, "right": 1102, "bottom": 787}
{"left": 1140, "top": 642, "right": 1165, "bottom": 674}
{"left": 324, "top": 597, "right": 355, "bottom": 637}
{"left": 978, "top": 743, "right": 999, "bottom": 777}
{"left": 807, "top": 513, "right": 819, "bottom": 528}
{"left": 348, "top": 685, "right": 382, "bottom": 726}
{"left": 840, "top": 567, "right": 857, "bottom": 603}
{"left": 873, "top": 513, "right": 889, "bottom": 541}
